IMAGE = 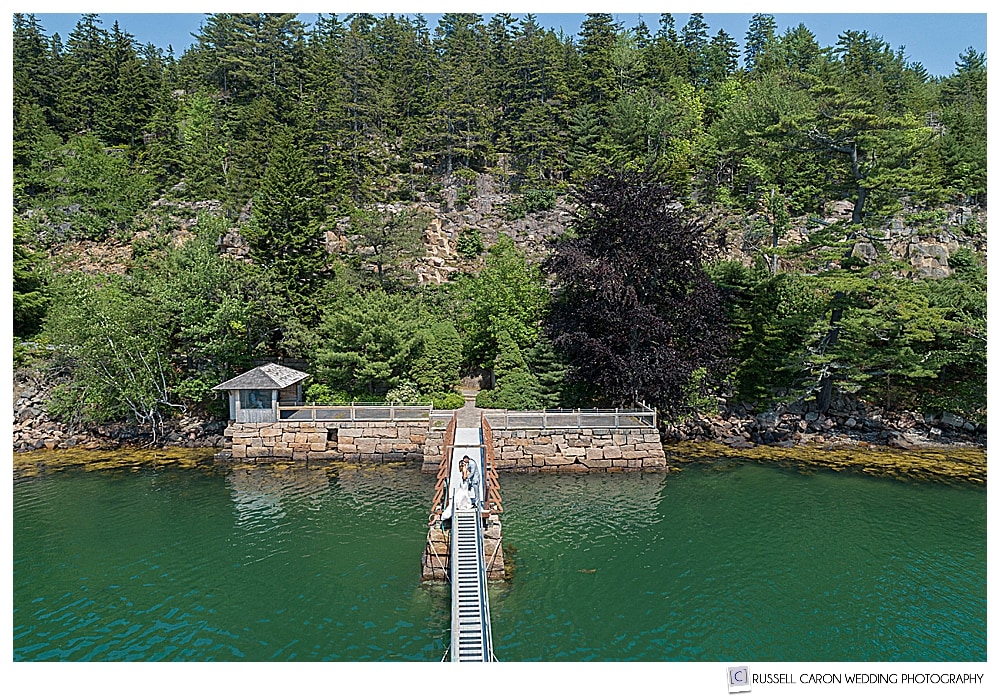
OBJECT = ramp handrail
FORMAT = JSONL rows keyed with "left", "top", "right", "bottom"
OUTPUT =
{"left": 481, "top": 414, "right": 503, "bottom": 516}
{"left": 429, "top": 416, "right": 457, "bottom": 525}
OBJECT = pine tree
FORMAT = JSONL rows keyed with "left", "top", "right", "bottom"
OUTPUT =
{"left": 13, "top": 213, "right": 49, "bottom": 338}
{"left": 429, "top": 13, "right": 491, "bottom": 173}
{"left": 61, "top": 14, "right": 110, "bottom": 135}
{"left": 476, "top": 329, "right": 544, "bottom": 409}
{"left": 410, "top": 320, "right": 462, "bottom": 395}
{"left": 243, "top": 129, "right": 329, "bottom": 312}
{"left": 706, "top": 29, "right": 740, "bottom": 84}
{"left": 681, "top": 13, "right": 710, "bottom": 85}
{"left": 577, "top": 13, "right": 621, "bottom": 105}
{"left": 743, "top": 14, "right": 777, "bottom": 72}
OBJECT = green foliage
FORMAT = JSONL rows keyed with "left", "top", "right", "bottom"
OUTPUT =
{"left": 409, "top": 320, "right": 462, "bottom": 395}
{"left": 12, "top": 214, "right": 49, "bottom": 338}
{"left": 463, "top": 235, "right": 549, "bottom": 368}
{"left": 682, "top": 367, "right": 719, "bottom": 415}
{"left": 523, "top": 335, "right": 570, "bottom": 408}
{"left": 475, "top": 331, "right": 544, "bottom": 410}
{"left": 347, "top": 208, "right": 429, "bottom": 288}
{"left": 385, "top": 378, "right": 423, "bottom": 404}
{"left": 710, "top": 262, "right": 825, "bottom": 403}
{"left": 10, "top": 13, "right": 987, "bottom": 428}
{"left": 42, "top": 272, "right": 178, "bottom": 433}
{"left": 504, "top": 189, "right": 557, "bottom": 219}
{"left": 456, "top": 228, "right": 484, "bottom": 258}
{"left": 314, "top": 288, "right": 424, "bottom": 396}
{"left": 28, "top": 134, "right": 154, "bottom": 239}
{"left": 304, "top": 382, "right": 333, "bottom": 404}
{"left": 242, "top": 129, "right": 329, "bottom": 310}
{"left": 427, "top": 391, "right": 466, "bottom": 409}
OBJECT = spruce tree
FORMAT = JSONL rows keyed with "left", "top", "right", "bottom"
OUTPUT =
{"left": 243, "top": 129, "right": 329, "bottom": 315}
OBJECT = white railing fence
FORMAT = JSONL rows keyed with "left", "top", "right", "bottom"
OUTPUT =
{"left": 277, "top": 402, "right": 434, "bottom": 422}
{"left": 486, "top": 402, "right": 657, "bottom": 430}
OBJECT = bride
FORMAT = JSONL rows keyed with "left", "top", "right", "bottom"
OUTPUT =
{"left": 453, "top": 461, "right": 475, "bottom": 510}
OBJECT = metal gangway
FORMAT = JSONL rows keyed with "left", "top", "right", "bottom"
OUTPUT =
{"left": 442, "top": 426, "right": 494, "bottom": 662}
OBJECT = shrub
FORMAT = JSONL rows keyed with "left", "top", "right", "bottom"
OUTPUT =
{"left": 456, "top": 228, "right": 484, "bottom": 258}
{"left": 523, "top": 189, "right": 557, "bottom": 213}
{"left": 504, "top": 197, "right": 527, "bottom": 220}
{"left": 427, "top": 391, "right": 465, "bottom": 409}
{"left": 385, "top": 379, "right": 422, "bottom": 404}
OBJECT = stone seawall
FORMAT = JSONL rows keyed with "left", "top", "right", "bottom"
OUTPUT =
{"left": 491, "top": 427, "right": 668, "bottom": 472}
{"left": 421, "top": 428, "right": 446, "bottom": 472}
{"left": 219, "top": 421, "right": 429, "bottom": 463}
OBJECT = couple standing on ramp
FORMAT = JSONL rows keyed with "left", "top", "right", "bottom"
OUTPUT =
{"left": 454, "top": 454, "right": 481, "bottom": 511}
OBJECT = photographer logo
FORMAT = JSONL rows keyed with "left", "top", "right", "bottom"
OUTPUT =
{"left": 728, "top": 666, "right": 751, "bottom": 693}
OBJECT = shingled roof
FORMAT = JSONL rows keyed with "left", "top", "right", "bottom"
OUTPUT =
{"left": 212, "top": 363, "right": 309, "bottom": 391}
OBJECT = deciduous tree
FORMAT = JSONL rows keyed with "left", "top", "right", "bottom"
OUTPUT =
{"left": 545, "top": 169, "right": 732, "bottom": 413}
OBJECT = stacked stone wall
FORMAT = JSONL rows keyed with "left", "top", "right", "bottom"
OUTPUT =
{"left": 421, "top": 428, "right": 446, "bottom": 472}
{"left": 219, "top": 421, "right": 667, "bottom": 473}
{"left": 491, "top": 427, "right": 667, "bottom": 472}
{"left": 220, "top": 420, "right": 427, "bottom": 463}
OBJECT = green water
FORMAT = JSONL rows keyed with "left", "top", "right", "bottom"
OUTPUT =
{"left": 13, "top": 458, "right": 985, "bottom": 661}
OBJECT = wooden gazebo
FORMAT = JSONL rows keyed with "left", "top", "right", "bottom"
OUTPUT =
{"left": 212, "top": 363, "right": 308, "bottom": 423}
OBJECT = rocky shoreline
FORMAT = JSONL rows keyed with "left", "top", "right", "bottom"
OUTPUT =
{"left": 661, "top": 401, "right": 985, "bottom": 451}
{"left": 12, "top": 372, "right": 228, "bottom": 453}
{"left": 12, "top": 371, "right": 985, "bottom": 470}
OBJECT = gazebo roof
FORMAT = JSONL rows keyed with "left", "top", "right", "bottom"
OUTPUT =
{"left": 212, "top": 363, "right": 309, "bottom": 391}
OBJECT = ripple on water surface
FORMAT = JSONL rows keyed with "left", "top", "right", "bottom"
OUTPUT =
{"left": 13, "top": 456, "right": 986, "bottom": 661}
{"left": 14, "top": 461, "right": 447, "bottom": 661}
{"left": 490, "top": 465, "right": 985, "bottom": 662}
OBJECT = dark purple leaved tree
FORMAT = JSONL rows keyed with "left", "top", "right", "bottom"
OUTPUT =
{"left": 544, "top": 169, "right": 733, "bottom": 416}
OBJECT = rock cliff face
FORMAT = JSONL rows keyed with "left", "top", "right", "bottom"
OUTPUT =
{"left": 97, "top": 175, "right": 984, "bottom": 285}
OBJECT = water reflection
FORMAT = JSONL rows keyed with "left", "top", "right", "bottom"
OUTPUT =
{"left": 226, "top": 465, "right": 334, "bottom": 526}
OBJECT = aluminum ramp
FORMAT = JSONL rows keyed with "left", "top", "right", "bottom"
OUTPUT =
{"left": 449, "top": 427, "right": 494, "bottom": 662}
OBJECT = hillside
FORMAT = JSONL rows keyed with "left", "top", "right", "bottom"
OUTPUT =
{"left": 12, "top": 12, "right": 986, "bottom": 449}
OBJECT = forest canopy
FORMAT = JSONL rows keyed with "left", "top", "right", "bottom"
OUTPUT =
{"left": 12, "top": 12, "right": 987, "bottom": 433}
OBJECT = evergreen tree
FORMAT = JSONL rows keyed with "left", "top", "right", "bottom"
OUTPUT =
{"left": 242, "top": 129, "right": 329, "bottom": 312}
{"left": 61, "top": 14, "right": 110, "bottom": 135}
{"left": 314, "top": 289, "right": 422, "bottom": 396}
{"left": 12, "top": 213, "right": 49, "bottom": 338}
{"left": 347, "top": 208, "right": 429, "bottom": 289}
{"left": 681, "top": 13, "right": 710, "bottom": 85}
{"left": 430, "top": 13, "right": 491, "bottom": 173}
{"left": 743, "top": 13, "right": 777, "bottom": 72}
{"left": 706, "top": 29, "right": 740, "bottom": 84}
{"left": 577, "top": 13, "right": 621, "bottom": 105}
{"left": 410, "top": 320, "right": 463, "bottom": 395}
{"left": 475, "top": 329, "right": 544, "bottom": 409}
{"left": 938, "top": 48, "right": 987, "bottom": 201}
{"left": 524, "top": 335, "right": 570, "bottom": 408}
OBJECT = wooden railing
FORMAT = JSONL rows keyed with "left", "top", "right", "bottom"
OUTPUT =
{"left": 429, "top": 415, "right": 457, "bottom": 525}
{"left": 481, "top": 413, "right": 503, "bottom": 516}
